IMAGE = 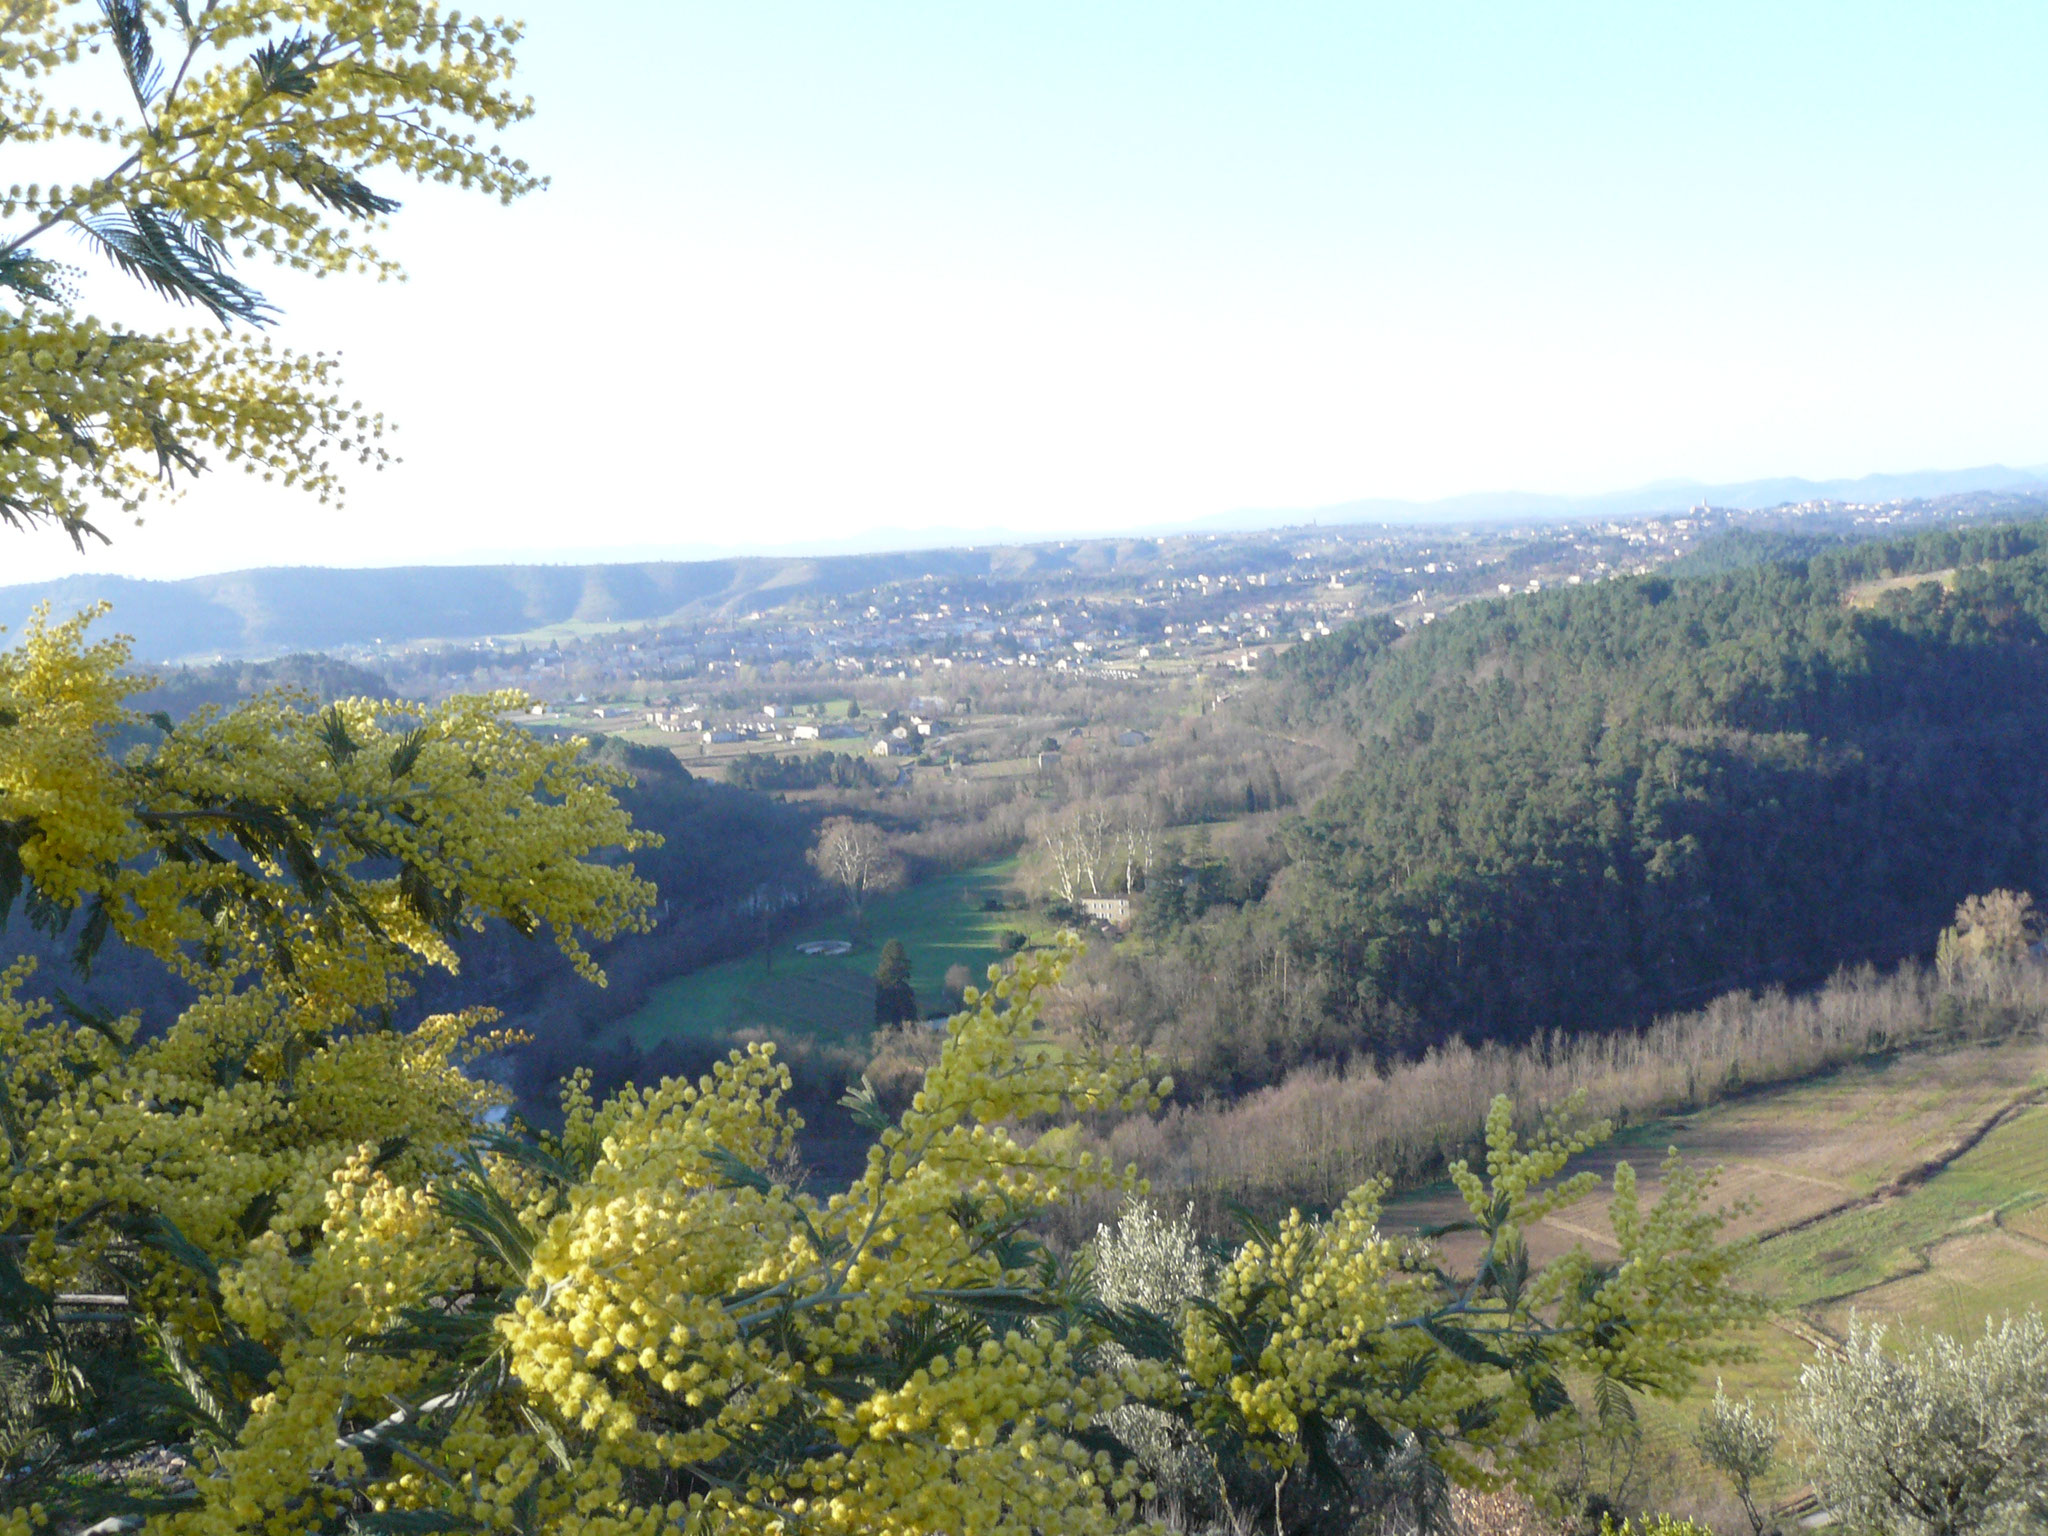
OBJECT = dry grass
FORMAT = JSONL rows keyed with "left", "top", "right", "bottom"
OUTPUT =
{"left": 1106, "top": 960, "right": 2048, "bottom": 1226}
{"left": 1449, "top": 1487, "right": 1562, "bottom": 1536}
{"left": 1842, "top": 566, "right": 1958, "bottom": 607}
{"left": 2006, "top": 1199, "right": 2048, "bottom": 1245}
{"left": 1819, "top": 1228, "right": 2044, "bottom": 1337}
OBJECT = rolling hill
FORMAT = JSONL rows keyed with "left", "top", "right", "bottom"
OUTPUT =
{"left": 0, "top": 539, "right": 1183, "bottom": 661}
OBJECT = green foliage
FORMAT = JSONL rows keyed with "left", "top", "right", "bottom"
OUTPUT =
{"left": 724, "top": 750, "right": 880, "bottom": 792}
{"left": 1088, "top": 1200, "right": 1216, "bottom": 1513}
{"left": 1663, "top": 527, "right": 1845, "bottom": 577}
{"left": 874, "top": 937, "right": 913, "bottom": 988}
{"left": 1692, "top": 1381, "right": 1778, "bottom": 1536}
{"left": 874, "top": 937, "right": 919, "bottom": 1025}
{"left": 1158, "top": 1095, "right": 1760, "bottom": 1535}
{"left": 2, "top": 0, "right": 539, "bottom": 545}
{"left": 1797, "top": 1311, "right": 2048, "bottom": 1536}
{"left": 1269, "top": 520, "right": 2048, "bottom": 1052}
{"left": 130, "top": 654, "right": 395, "bottom": 719}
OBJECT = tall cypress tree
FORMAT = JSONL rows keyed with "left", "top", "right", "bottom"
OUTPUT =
{"left": 873, "top": 938, "right": 919, "bottom": 1026}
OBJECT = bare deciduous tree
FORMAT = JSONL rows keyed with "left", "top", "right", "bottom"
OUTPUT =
{"left": 1121, "top": 805, "right": 1159, "bottom": 894}
{"left": 1039, "top": 810, "right": 1111, "bottom": 901}
{"left": 1039, "top": 800, "right": 1159, "bottom": 903}
{"left": 808, "top": 817, "right": 904, "bottom": 923}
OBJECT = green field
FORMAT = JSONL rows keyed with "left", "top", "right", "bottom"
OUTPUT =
{"left": 612, "top": 861, "right": 1055, "bottom": 1050}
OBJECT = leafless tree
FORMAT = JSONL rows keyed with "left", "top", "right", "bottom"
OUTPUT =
{"left": 808, "top": 817, "right": 904, "bottom": 922}
{"left": 1121, "top": 805, "right": 1159, "bottom": 894}
{"left": 1040, "top": 804, "right": 1116, "bottom": 900}
{"left": 1040, "top": 801, "right": 1157, "bottom": 901}
{"left": 1040, "top": 817, "right": 1088, "bottom": 904}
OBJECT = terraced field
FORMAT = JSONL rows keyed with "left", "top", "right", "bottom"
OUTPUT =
{"left": 1382, "top": 1038, "right": 2048, "bottom": 1269}
{"left": 1377, "top": 1032, "right": 2048, "bottom": 1524}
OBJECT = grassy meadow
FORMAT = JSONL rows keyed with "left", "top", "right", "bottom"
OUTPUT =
{"left": 611, "top": 860, "right": 1055, "bottom": 1051}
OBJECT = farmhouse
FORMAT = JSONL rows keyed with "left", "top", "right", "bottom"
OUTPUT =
{"left": 1079, "top": 895, "right": 1134, "bottom": 927}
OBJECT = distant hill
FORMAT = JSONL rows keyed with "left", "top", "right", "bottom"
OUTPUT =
{"left": 12, "top": 465, "right": 2048, "bottom": 661}
{"left": 130, "top": 654, "right": 397, "bottom": 716}
{"left": 1278, "top": 463, "right": 2048, "bottom": 528}
{"left": 0, "top": 541, "right": 1183, "bottom": 662}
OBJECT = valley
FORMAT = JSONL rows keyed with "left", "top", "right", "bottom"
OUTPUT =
{"left": 14, "top": 489, "right": 2048, "bottom": 1527}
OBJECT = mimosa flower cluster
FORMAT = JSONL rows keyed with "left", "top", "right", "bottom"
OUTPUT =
{"left": 2, "top": 0, "right": 543, "bottom": 543}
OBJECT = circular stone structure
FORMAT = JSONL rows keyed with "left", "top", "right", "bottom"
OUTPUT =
{"left": 794, "top": 939, "right": 854, "bottom": 957}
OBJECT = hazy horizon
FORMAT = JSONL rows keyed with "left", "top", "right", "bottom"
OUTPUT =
{"left": 6, "top": 460, "right": 2044, "bottom": 585}
{"left": 13, "top": 2, "right": 2048, "bottom": 584}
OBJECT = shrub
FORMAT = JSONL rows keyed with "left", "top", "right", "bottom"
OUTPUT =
{"left": 1692, "top": 1381, "right": 1778, "bottom": 1536}
{"left": 1089, "top": 1201, "right": 1215, "bottom": 1514}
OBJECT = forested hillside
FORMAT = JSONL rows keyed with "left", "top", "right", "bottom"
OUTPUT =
{"left": 1266, "top": 519, "right": 2048, "bottom": 1052}
{"left": 1082, "top": 520, "right": 2048, "bottom": 1096}
{"left": 427, "top": 736, "right": 822, "bottom": 1105}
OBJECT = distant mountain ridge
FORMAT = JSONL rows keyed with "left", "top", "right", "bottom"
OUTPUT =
{"left": 0, "top": 541, "right": 1183, "bottom": 662}
{"left": 8, "top": 464, "right": 2046, "bottom": 661}
{"left": 1273, "top": 463, "right": 2048, "bottom": 529}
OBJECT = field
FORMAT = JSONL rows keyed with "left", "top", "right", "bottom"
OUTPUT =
{"left": 1377, "top": 1032, "right": 2048, "bottom": 1523}
{"left": 610, "top": 860, "right": 1056, "bottom": 1051}
{"left": 1842, "top": 566, "right": 1958, "bottom": 607}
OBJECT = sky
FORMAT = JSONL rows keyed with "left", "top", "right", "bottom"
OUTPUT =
{"left": 13, "top": 1, "right": 2048, "bottom": 582}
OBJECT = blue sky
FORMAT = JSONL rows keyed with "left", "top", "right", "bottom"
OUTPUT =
{"left": 16, "top": 1, "right": 2048, "bottom": 579}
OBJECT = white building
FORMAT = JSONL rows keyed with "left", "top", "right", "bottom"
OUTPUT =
{"left": 1080, "top": 895, "right": 1134, "bottom": 927}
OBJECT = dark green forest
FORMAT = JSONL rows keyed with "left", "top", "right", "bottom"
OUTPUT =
{"left": 1107, "top": 520, "right": 2048, "bottom": 1088}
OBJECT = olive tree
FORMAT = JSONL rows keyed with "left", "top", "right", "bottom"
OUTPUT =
{"left": 1798, "top": 1312, "right": 2048, "bottom": 1536}
{"left": 1694, "top": 1381, "right": 1778, "bottom": 1536}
